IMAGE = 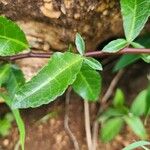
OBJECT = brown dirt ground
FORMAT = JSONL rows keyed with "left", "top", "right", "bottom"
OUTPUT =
{"left": 0, "top": 61, "right": 149, "bottom": 150}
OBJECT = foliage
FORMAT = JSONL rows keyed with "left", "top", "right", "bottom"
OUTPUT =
{"left": 123, "top": 141, "right": 150, "bottom": 150}
{"left": 0, "top": 0, "right": 150, "bottom": 148}
{"left": 0, "top": 113, "right": 14, "bottom": 137}
{"left": 99, "top": 87, "right": 149, "bottom": 142}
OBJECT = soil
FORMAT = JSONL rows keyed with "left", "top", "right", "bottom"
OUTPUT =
{"left": 0, "top": 61, "right": 149, "bottom": 150}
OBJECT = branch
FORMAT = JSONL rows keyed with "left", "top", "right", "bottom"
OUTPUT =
{"left": 0, "top": 48, "right": 150, "bottom": 61}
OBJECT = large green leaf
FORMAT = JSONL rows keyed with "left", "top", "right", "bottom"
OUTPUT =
{"left": 72, "top": 64, "right": 101, "bottom": 101}
{"left": 121, "top": 0, "right": 150, "bottom": 42}
{"left": 123, "top": 141, "right": 150, "bottom": 150}
{"left": 75, "top": 33, "right": 85, "bottom": 55}
{"left": 12, "top": 52, "right": 83, "bottom": 108}
{"left": 124, "top": 115, "right": 147, "bottom": 139}
{"left": 0, "top": 64, "right": 10, "bottom": 87}
{"left": 102, "top": 39, "right": 128, "bottom": 53}
{"left": 100, "top": 118, "right": 124, "bottom": 142}
{"left": 0, "top": 16, "right": 29, "bottom": 56}
{"left": 131, "top": 90, "right": 147, "bottom": 116}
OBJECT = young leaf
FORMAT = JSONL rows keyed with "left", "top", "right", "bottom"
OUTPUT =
{"left": 102, "top": 39, "right": 128, "bottom": 53}
{"left": 75, "top": 33, "right": 85, "bottom": 55}
{"left": 1, "top": 95, "right": 25, "bottom": 150}
{"left": 123, "top": 141, "right": 150, "bottom": 150}
{"left": 100, "top": 118, "right": 124, "bottom": 142}
{"left": 124, "top": 115, "right": 147, "bottom": 139}
{"left": 141, "top": 55, "right": 150, "bottom": 63}
{"left": 12, "top": 52, "right": 83, "bottom": 108}
{"left": 113, "top": 88, "right": 125, "bottom": 107}
{"left": 6, "top": 65, "right": 25, "bottom": 97}
{"left": 121, "top": 0, "right": 150, "bottom": 42}
{"left": 113, "top": 54, "right": 140, "bottom": 72}
{"left": 131, "top": 90, "right": 147, "bottom": 116}
{"left": 84, "top": 57, "right": 103, "bottom": 71}
{"left": 72, "top": 64, "right": 101, "bottom": 101}
{"left": 0, "top": 64, "right": 10, "bottom": 87}
{"left": 99, "top": 107, "right": 128, "bottom": 123}
{"left": 0, "top": 16, "right": 29, "bottom": 56}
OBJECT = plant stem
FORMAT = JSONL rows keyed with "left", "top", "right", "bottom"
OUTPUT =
{"left": 84, "top": 100, "right": 92, "bottom": 150}
{"left": 0, "top": 48, "right": 150, "bottom": 61}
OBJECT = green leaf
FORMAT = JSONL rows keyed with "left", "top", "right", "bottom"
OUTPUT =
{"left": 113, "top": 89, "right": 125, "bottom": 107}
{"left": 12, "top": 52, "right": 83, "bottom": 108}
{"left": 0, "top": 64, "right": 10, "bottom": 87}
{"left": 102, "top": 39, "right": 128, "bottom": 53}
{"left": 131, "top": 42, "right": 150, "bottom": 63}
{"left": 0, "top": 113, "right": 14, "bottom": 137}
{"left": 100, "top": 118, "right": 124, "bottom": 142}
{"left": 131, "top": 90, "right": 147, "bottom": 116}
{"left": 141, "top": 55, "right": 150, "bottom": 63}
{"left": 6, "top": 65, "right": 25, "bottom": 97}
{"left": 1, "top": 95, "right": 25, "bottom": 150}
{"left": 120, "top": 0, "right": 150, "bottom": 42}
{"left": 123, "top": 141, "right": 150, "bottom": 150}
{"left": 99, "top": 107, "right": 128, "bottom": 123}
{"left": 72, "top": 64, "right": 101, "bottom": 101}
{"left": 0, "top": 16, "right": 29, "bottom": 56}
{"left": 124, "top": 115, "right": 147, "bottom": 139}
{"left": 113, "top": 54, "right": 140, "bottom": 72}
{"left": 84, "top": 57, "right": 103, "bottom": 71}
{"left": 75, "top": 33, "right": 85, "bottom": 55}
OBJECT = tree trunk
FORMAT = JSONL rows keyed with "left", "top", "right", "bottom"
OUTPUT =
{"left": 0, "top": 0, "right": 124, "bottom": 51}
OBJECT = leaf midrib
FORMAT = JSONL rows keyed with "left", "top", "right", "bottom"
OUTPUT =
{"left": 0, "top": 35, "right": 28, "bottom": 49}
{"left": 15, "top": 57, "right": 82, "bottom": 101}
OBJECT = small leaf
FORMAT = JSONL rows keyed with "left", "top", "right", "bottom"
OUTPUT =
{"left": 141, "top": 55, "right": 150, "bottom": 63}
{"left": 102, "top": 39, "right": 128, "bottom": 53}
{"left": 123, "top": 141, "right": 150, "bottom": 150}
{"left": 99, "top": 107, "right": 128, "bottom": 123}
{"left": 6, "top": 65, "right": 25, "bottom": 97}
{"left": 131, "top": 42, "right": 144, "bottom": 48}
{"left": 124, "top": 115, "right": 147, "bottom": 139}
{"left": 0, "top": 64, "right": 10, "bottom": 87}
{"left": 113, "top": 88, "right": 125, "bottom": 107}
{"left": 100, "top": 118, "right": 124, "bottom": 142}
{"left": 131, "top": 90, "right": 147, "bottom": 116}
{"left": 75, "top": 33, "right": 85, "bottom": 55}
{"left": 131, "top": 42, "right": 150, "bottom": 63}
{"left": 84, "top": 57, "right": 103, "bottom": 71}
{"left": 0, "top": 16, "right": 29, "bottom": 56}
{"left": 72, "top": 64, "right": 101, "bottom": 101}
{"left": 121, "top": 0, "right": 150, "bottom": 42}
{"left": 12, "top": 52, "right": 83, "bottom": 108}
{"left": 113, "top": 54, "right": 140, "bottom": 72}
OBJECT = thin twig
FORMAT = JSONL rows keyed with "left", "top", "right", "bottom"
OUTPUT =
{"left": 0, "top": 48, "right": 150, "bottom": 61}
{"left": 64, "top": 87, "right": 80, "bottom": 150}
{"left": 92, "top": 70, "right": 125, "bottom": 150}
{"left": 84, "top": 100, "right": 92, "bottom": 150}
{"left": 101, "top": 70, "right": 125, "bottom": 104}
